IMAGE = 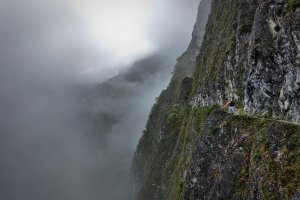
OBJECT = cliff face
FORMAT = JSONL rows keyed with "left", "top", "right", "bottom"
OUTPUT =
{"left": 132, "top": 0, "right": 211, "bottom": 199}
{"left": 133, "top": 0, "right": 300, "bottom": 199}
{"left": 191, "top": 0, "right": 300, "bottom": 123}
{"left": 184, "top": 110, "right": 300, "bottom": 199}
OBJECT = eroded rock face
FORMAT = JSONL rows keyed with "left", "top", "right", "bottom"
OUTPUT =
{"left": 133, "top": 1, "right": 300, "bottom": 200}
{"left": 191, "top": 0, "right": 300, "bottom": 123}
{"left": 244, "top": 0, "right": 300, "bottom": 122}
{"left": 184, "top": 109, "right": 300, "bottom": 199}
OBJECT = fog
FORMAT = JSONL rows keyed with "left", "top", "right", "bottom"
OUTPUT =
{"left": 0, "top": 0, "right": 200, "bottom": 199}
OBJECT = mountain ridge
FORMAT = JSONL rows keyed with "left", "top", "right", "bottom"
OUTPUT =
{"left": 133, "top": 0, "right": 300, "bottom": 199}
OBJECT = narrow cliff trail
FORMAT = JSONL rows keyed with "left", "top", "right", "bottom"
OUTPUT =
{"left": 234, "top": 112, "right": 300, "bottom": 126}
{"left": 135, "top": 105, "right": 300, "bottom": 199}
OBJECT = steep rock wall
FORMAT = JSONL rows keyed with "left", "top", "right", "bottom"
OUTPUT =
{"left": 184, "top": 110, "right": 300, "bottom": 199}
{"left": 133, "top": 0, "right": 300, "bottom": 199}
{"left": 191, "top": 0, "right": 300, "bottom": 123}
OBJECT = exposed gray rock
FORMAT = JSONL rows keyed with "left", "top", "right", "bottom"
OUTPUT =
{"left": 133, "top": 1, "right": 300, "bottom": 200}
{"left": 244, "top": 0, "right": 300, "bottom": 123}
{"left": 190, "top": 0, "right": 300, "bottom": 123}
{"left": 184, "top": 109, "right": 300, "bottom": 199}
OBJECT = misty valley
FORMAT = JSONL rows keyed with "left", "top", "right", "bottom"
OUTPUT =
{"left": 2, "top": 0, "right": 300, "bottom": 200}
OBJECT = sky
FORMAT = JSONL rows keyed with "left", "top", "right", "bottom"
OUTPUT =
{"left": 0, "top": 0, "right": 201, "bottom": 199}
{"left": 65, "top": 0, "right": 201, "bottom": 70}
{"left": 0, "top": 0, "right": 200, "bottom": 82}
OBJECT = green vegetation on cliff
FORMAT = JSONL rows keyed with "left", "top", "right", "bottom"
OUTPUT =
{"left": 287, "top": 0, "right": 300, "bottom": 11}
{"left": 136, "top": 105, "right": 219, "bottom": 200}
{"left": 137, "top": 105, "right": 300, "bottom": 199}
{"left": 192, "top": 0, "right": 238, "bottom": 92}
{"left": 133, "top": 0, "right": 300, "bottom": 199}
{"left": 133, "top": 68, "right": 195, "bottom": 199}
{"left": 184, "top": 110, "right": 300, "bottom": 199}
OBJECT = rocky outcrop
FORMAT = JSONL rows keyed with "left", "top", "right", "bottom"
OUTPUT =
{"left": 244, "top": 0, "right": 300, "bottom": 122}
{"left": 184, "top": 109, "right": 300, "bottom": 199}
{"left": 191, "top": 0, "right": 300, "bottom": 123}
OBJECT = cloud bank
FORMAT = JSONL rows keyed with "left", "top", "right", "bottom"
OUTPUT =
{"left": 0, "top": 0, "right": 201, "bottom": 199}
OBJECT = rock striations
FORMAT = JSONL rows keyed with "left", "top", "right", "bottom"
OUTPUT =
{"left": 190, "top": 0, "right": 300, "bottom": 123}
{"left": 133, "top": 0, "right": 300, "bottom": 199}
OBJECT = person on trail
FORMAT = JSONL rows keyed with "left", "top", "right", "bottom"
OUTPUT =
{"left": 222, "top": 98, "right": 236, "bottom": 114}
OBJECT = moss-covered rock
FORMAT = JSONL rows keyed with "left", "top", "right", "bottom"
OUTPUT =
{"left": 184, "top": 110, "right": 300, "bottom": 199}
{"left": 286, "top": 0, "right": 300, "bottom": 11}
